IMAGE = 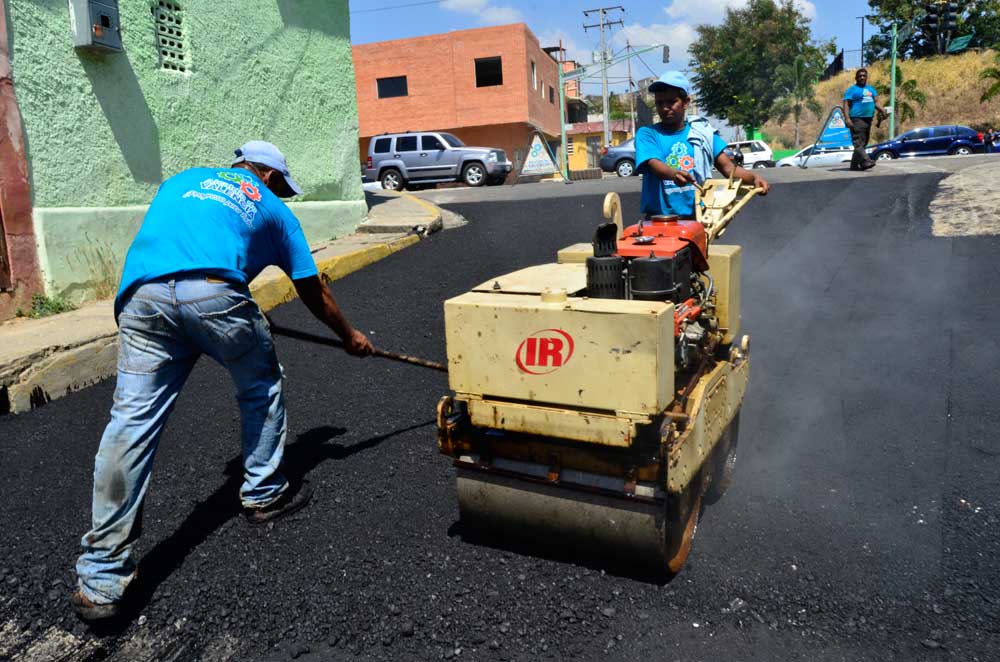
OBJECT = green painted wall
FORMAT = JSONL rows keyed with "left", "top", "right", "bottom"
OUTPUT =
{"left": 7, "top": 0, "right": 365, "bottom": 300}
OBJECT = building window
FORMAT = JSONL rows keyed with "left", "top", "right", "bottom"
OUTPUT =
{"left": 531, "top": 60, "right": 537, "bottom": 89}
{"left": 549, "top": 85, "right": 555, "bottom": 104}
{"left": 567, "top": 141, "right": 574, "bottom": 155}
{"left": 377, "top": 76, "right": 408, "bottom": 99}
{"left": 152, "top": 1, "right": 187, "bottom": 72}
{"left": 475, "top": 56, "right": 503, "bottom": 87}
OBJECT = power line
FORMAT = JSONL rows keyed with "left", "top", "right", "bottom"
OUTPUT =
{"left": 634, "top": 49, "right": 660, "bottom": 78}
{"left": 350, "top": 0, "right": 442, "bottom": 14}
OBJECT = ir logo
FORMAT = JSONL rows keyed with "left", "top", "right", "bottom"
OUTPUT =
{"left": 515, "top": 329, "right": 575, "bottom": 375}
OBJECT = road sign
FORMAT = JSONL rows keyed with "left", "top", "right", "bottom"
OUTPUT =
{"left": 947, "top": 34, "right": 974, "bottom": 52}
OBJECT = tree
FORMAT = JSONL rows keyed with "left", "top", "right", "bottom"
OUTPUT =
{"left": 863, "top": 0, "right": 936, "bottom": 61}
{"left": 770, "top": 55, "right": 824, "bottom": 147}
{"left": 981, "top": 52, "right": 1000, "bottom": 103}
{"left": 874, "top": 65, "right": 927, "bottom": 131}
{"left": 609, "top": 94, "right": 631, "bottom": 120}
{"left": 864, "top": 0, "right": 1000, "bottom": 61}
{"left": 689, "top": 0, "right": 832, "bottom": 133}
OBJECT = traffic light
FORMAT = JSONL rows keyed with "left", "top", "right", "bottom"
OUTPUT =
{"left": 925, "top": 3, "right": 940, "bottom": 30}
{"left": 943, "top": 1, "right": 959, "bottom": 30}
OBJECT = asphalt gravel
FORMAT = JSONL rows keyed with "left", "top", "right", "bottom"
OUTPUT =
{"left": 1, "top": 173, "right": 998, "bottom": 661}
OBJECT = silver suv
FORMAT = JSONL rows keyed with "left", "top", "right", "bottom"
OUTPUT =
{"left": 364, "top": 131, "right": 512, "bottom": 190}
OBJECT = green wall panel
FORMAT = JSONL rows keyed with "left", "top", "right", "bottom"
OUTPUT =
{"left": 7, "top": 0, "right": 365, "bottom": 300}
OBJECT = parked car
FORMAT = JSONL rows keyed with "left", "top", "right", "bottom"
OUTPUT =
{"left": 599, "top": 139, "right": 637, "bottom": 177}
{"left": 723, "top": 145, "right": 744, "bottom": 166}
{"left": 866, "top": 125, "right": 986, "bottom": 161}
{"left": 365, "top": 131, "right": 512, "bottom": 190}
{"left": 776, "top": 143, "right": 853, "bottom": 168}
{"left": 727, "top": 139, "right": 774, "bottom": 168}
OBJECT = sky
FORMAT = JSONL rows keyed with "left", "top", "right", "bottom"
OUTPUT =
{"left": 348, "top": 0, "right": 878, "bottom": 96}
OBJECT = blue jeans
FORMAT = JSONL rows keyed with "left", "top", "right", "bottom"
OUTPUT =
{"left": 76, "top": 276, "right": 288, "bottom": 604}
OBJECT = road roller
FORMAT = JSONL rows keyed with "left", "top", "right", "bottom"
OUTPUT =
{"left": 437, "top": 179, "right": 760, "bottom": 578}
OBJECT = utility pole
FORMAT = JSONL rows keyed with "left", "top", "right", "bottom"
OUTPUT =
{"left": 626, "top": 40, "right": 635, "bottom": 138}
{"left": 584, "top": 5, "right": 624, "bottom": 148}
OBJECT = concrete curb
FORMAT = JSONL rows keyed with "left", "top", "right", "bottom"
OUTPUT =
{"left": 0, "top": 234, "right": 423, "bottom": 416}
{"left": 357, "top": 190, "right": 444, "bottom": 235}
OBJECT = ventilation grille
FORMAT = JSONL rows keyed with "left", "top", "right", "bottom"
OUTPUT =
{"left": 153, "top": 1, "right": 187, "bottom": 72}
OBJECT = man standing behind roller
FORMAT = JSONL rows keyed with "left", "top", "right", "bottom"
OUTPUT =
{"left": 636, "top": 71, "right": 768, "bottom": 219}
{"left": 71, "top": 141, "right": 374, "bottom": 621}
{"left": 842, "top": 68, "right": 887, "bottom": 171}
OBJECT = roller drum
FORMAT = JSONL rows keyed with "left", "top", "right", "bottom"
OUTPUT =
{"left": 457, "top": 469, "right": 672, "bottom": 568}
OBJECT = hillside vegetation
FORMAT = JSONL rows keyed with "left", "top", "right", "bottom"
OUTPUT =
{"left": 763, "top": 49, "right": 1000, "bottom": 149}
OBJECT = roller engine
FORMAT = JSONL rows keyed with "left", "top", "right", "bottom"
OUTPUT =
{"left": 437, "top": 181, "right": 759, "bottom": 577}
{"left": 587, "top": 214, "right": 718, "bottom": 373}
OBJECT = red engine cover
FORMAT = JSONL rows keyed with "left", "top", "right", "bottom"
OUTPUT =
{"left": 615, "top": 216, "right": 708, "bottom": 271}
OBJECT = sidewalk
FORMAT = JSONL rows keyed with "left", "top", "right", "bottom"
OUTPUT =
{"left": 0, "top": 190, "right": 443, "bottom": 416}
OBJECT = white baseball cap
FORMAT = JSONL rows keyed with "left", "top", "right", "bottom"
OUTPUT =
{"left": 232, "top": 140, "right": 303, "bottom": 198}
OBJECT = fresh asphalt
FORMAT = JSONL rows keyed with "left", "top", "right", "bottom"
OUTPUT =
{"left": 1, "top": 160, "right": 998, "bottom": 661}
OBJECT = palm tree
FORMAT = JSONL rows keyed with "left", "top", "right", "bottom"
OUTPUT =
{"left": 771, "top": 55, "right": 823, "bottom": 148}
{"left": 875, "top": 65, "right": 927, "bottom": 133}
{"left": 981, "top": 52, "right": 1000, "bottom": 103}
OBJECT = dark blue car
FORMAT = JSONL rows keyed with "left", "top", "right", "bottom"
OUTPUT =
{"left": 599, "top": 139, "right": 637, "bottom": 177}
{"left": 866, "top": 125, "right": 985, "bottom": 161}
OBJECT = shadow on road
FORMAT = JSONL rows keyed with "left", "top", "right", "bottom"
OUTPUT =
{"left": 84, "top": 420, "right": 434, "bottom": 633}
{"left": 445, "top": 517, "right": 679, "bottom": 586}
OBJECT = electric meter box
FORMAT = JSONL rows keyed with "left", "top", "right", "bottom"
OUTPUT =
{"left": 68, "top": 0, "right": 122, "bottom": 52}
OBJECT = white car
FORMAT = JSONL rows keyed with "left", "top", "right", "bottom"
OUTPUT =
{"left": 727, "top": 139, "right": 773, "bottom": 168}
{"left": 776, "top": 144, "right": 852, "bottom": 168}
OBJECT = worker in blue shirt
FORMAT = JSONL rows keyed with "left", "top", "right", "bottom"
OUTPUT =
{"left": 842, "top": 68, "right": 887, "bottom": 171}
{"left": 72, "top": 141, "right": 374, "bottom": 621}
{"left": 636, "top": 71, "right": 768, "bottom": 218}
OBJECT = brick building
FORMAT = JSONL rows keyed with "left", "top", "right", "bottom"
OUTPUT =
{"left": 353, "top": 24, "right": 562, "bottom": 180}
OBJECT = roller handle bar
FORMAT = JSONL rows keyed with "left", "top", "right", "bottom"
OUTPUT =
{"left": 265, "top": 316, "right": 448, "bottom": 373}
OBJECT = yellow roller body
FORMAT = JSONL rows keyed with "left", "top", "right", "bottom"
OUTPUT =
{"left": 438, "top": 184, "right": 756, "bottom": 576}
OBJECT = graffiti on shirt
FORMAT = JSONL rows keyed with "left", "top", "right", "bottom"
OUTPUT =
{"left": 217, "top": 171, "right": 263, "bottom": 201}
{"left": 181, "top": 177, "right": 260, "bottom": 228}
{"left": 661, "top": 142, "right": 698, "bottom": 197}
{"left": 665, "top": 142, "right": 696, "bottom": 172}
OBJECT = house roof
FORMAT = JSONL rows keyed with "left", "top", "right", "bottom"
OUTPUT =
{"left": 567, "top": 120, "right": 632, "bottom": 136}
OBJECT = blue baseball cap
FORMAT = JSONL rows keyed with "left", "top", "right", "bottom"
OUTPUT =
{"left": 648, "top": 71, "right": 691, "bottom": 97}
{"left": 232, "top": 140, "right": 303, "bottom": 198}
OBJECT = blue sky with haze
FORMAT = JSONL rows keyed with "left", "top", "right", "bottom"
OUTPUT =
{"left": 349, "top": 0, "right": 876, "bottom": 95}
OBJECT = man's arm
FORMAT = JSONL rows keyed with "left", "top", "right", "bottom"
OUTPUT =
{"left": 714, "top": 152, "right": 770, "bottom": 195}
{"left": 873, "top": 93, "right": 887, "bottom": 118}
{"left": 635, "top": 127, "right": 695, "bottom": 186}
{"left": 292, "top": 275, "right": 374, "bottom": 356}
{"left": 842, "top": 98, "right": 853, "bottom": 128}
{"left": 644, "top": 158, "right": 697, "bottom": 186}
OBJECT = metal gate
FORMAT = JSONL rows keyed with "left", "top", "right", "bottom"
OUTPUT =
{"left": 586, "top": 136, "right": 602, "bottom": 168}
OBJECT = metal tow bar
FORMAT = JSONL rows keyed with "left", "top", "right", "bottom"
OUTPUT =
{"left": 265, "top": 316, "right": 448, "bottom": 373}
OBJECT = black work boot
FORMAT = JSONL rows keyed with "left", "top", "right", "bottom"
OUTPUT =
{"left": 244, "top": 483, "right": 313, "bottom": 525}
{"left": 70, "top": 591, "right": 120, "bottom": 621}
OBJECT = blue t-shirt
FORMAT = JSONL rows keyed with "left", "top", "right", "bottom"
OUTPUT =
{"left": 636, "top": 124, "right": 727, "bottom": 217}
{"left": 115, "top": 167, "right": 318, "bottom": 318}
{"left": 843, "top": 84, "right": 877, "bottom": 118}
